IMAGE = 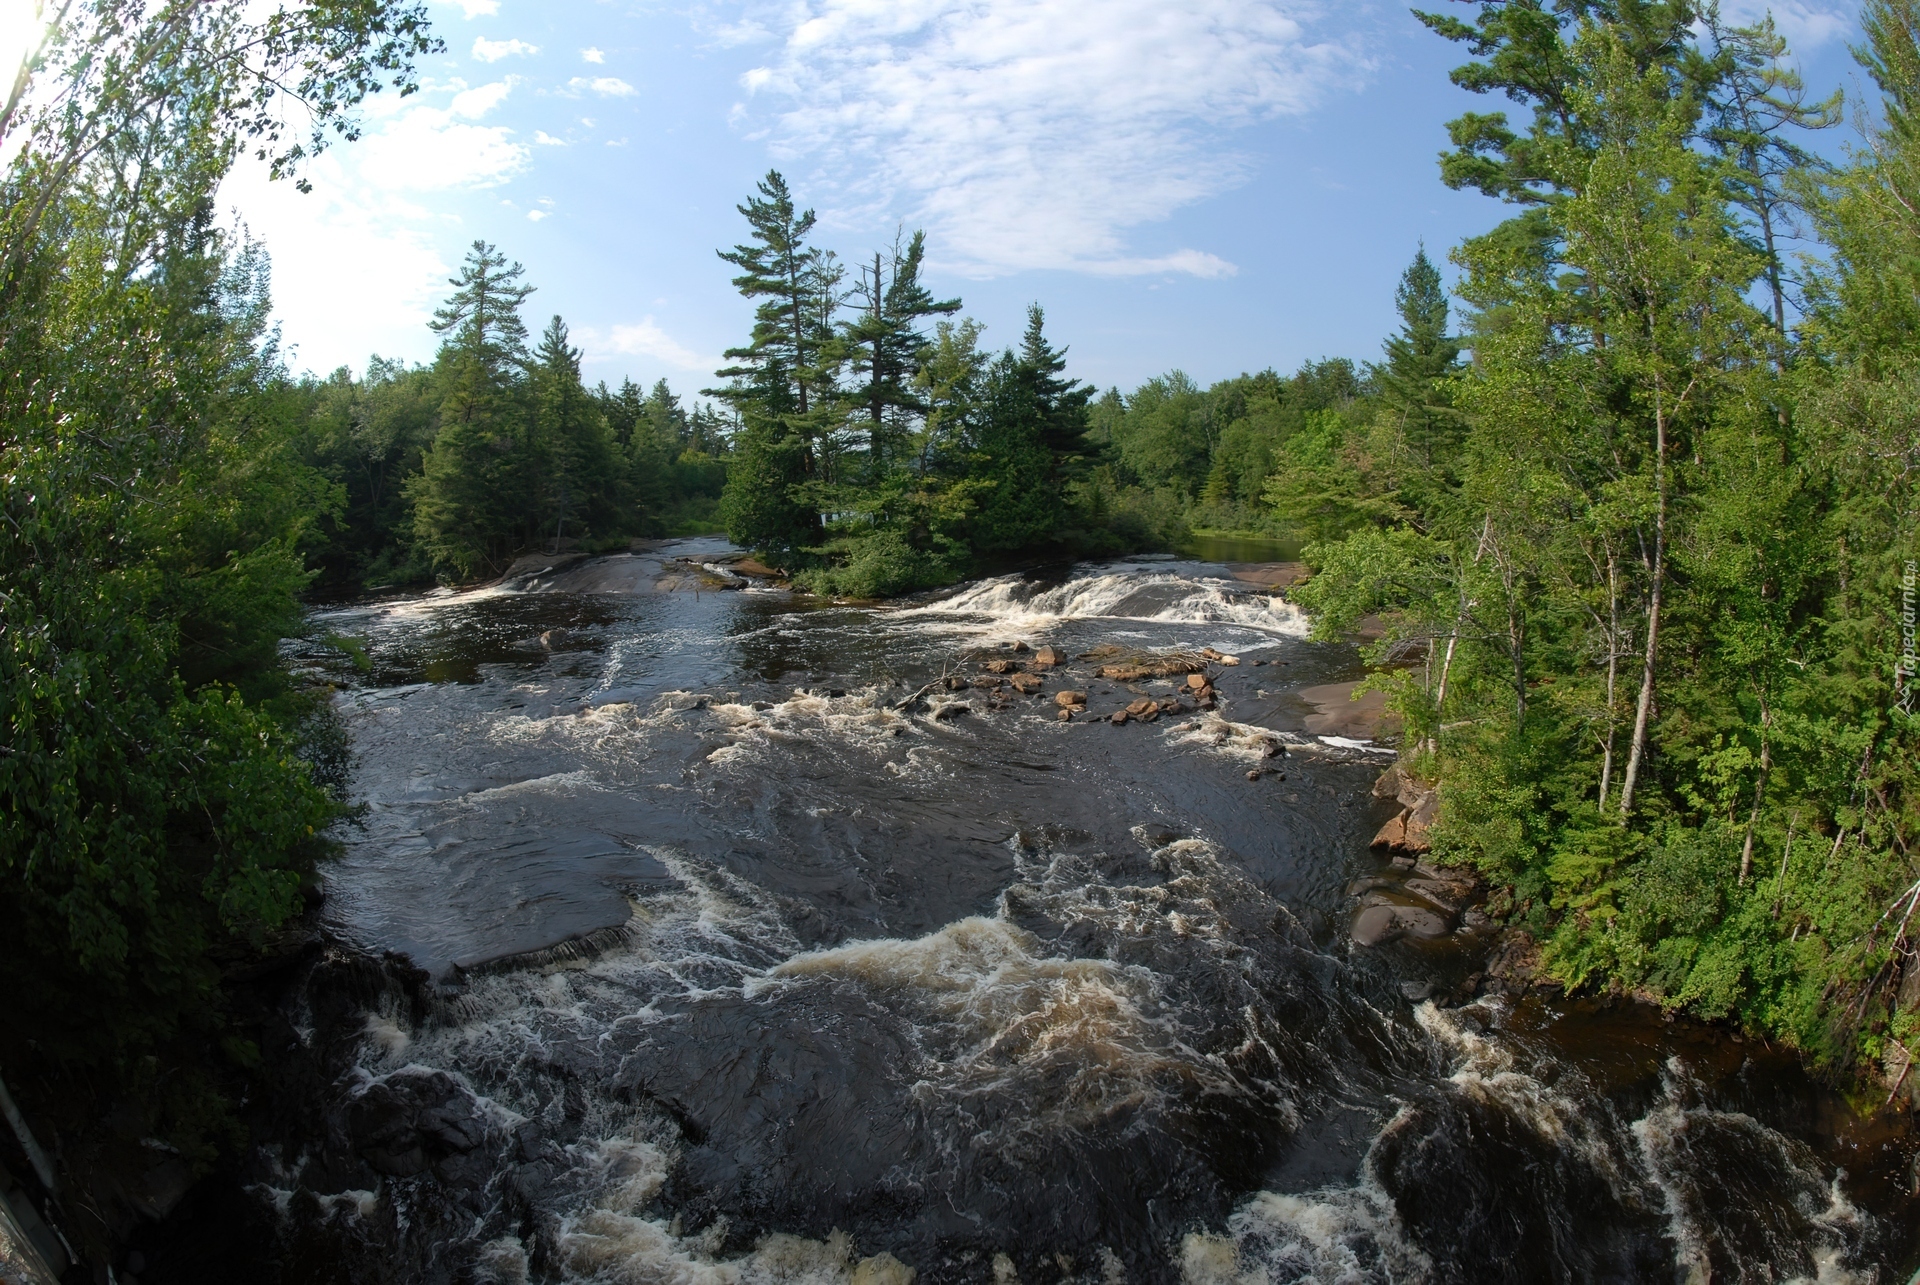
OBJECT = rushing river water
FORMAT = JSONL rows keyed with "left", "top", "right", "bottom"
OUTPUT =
{"left": 248, "top": 538, "right": 1917, "bottom": 1285}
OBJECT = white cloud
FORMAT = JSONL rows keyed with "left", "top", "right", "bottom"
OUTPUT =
{"left": 582, "top": 319, "right": 718, "bottom": 372}
{"left": 473, "top": 36, "right": 539, "bottom": 62}
{"left": 582, "top": 47, "right": 606, "bottom": 64}
{"left": 220, "top": 157, "right": 451, "bottom": 373}
{"left": 569, "top": 76, "right": 637, "bottom": 97}
{"left": 444, "top": 0, "right": 498, "bottom": 17}
{"left": 358, "top": 80, "right": 529, "bottom": 190}
{"left": 527, "top": 209, "right": 548, "bottom": 221}
{"left": 533, "top": 130, "right": 568, "bottom": 146}
{"left": 450, "top": 80, "right": 513, "bottom": 118}
{"left": 734, "top": 0, "right": 1366, "bottom": 278}
{"left": 1719, "top": 1, "right": 1852, "bottom": 51}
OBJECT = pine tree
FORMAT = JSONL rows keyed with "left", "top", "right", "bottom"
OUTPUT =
{"left": 1703, "top": 6, "right": 1842, "bottom": 335}
{"left": 966, "top": 307, "right": 1091, "bottom": 552}
{"left": 1375, "top": 247, "right": 1464, "bottom": 490}
{"left": 530, "top": 315, "right": 624, "bottom": 548}
{"left": 843, "top": 230, "right": 960, "bottom": 470}
{"left": 410, "top": 242, "right": 537, "bottom": 578}
{"left": 713, "top": 172, "right": 836, "bottom": 560}
{"left": 714, "top": 171, "right": 835, "bottom": 427}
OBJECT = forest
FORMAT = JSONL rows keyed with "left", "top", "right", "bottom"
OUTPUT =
{"left": 3, "top": 0, "right": 1920, "bottom": 1213}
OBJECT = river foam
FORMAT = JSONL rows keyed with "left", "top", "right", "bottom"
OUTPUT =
{"left": 894, "top": 570, "right": 1309, "bottom": 640}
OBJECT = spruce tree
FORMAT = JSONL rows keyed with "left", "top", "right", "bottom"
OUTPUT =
{"left": 1375, "top": 247, "right": 1464, "bottom": 487}
{"left": 712, "top": 172, "right": 835, "bottom": 561}
{"left": 410, "top": 242, "right": 537, "bottom": 578}
{"left": 843, "top": 230, "right": 960, "bottom": 470}
{"left": 531, "top": 315, "right": 624, "bottom": 548}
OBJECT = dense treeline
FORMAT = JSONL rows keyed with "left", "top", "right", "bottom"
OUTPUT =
{"left": 1079, "top": 253, "right": 1458, "bottom": 546}
{"left": 10, "top": 0, "right": 1920, "bottom": 1226}
{"left": 708, "top": 173, "right": 1138, "bottom": 596}
{"left": 0, "top": 0, "right": 438, "bottom": 1184}
{"left": 1283, "top": 0, "right": 1920, "bottom": 1078}
{"left": 285, "top": 244, "right": 731, "bottom": 589}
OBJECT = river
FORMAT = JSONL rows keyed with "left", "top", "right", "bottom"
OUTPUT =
{"left": 211, "top": 538, "right": 1919, "bottom": 1284}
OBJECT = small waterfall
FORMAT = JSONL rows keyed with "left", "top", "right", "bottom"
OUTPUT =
{"left": 897, "top": 571, "right": 1309, "bottom": 636}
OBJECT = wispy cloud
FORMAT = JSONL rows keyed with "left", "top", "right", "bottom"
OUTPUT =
{"left": 357, "top": 79, "right": 528, "bottom": 191}
{"left": 443, "top": 0, "right": 497, "bottom": 17}
{"left": 582, "top": 319, "right": 718, "bottom": 372}
{"left": 533, "top": 130, "right": 568, "bottom": 146}
{"left": 473, "top": 36, "right": 538, "bottom": 62}
{"left": 733, "top": 0, "right": 1367, "bottom": 279}
{"left": 569, "top": 75, "right": 638, "bottom": 98}
{"left": 1719, "top": 0, "right": 1853, "bottom": 51}
{"left": 582, "top": 47, "right": 606, "bottom": 64}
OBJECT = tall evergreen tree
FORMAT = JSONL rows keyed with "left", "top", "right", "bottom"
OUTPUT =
{"left": 1703, "top": 6, "right": 1841, "bottom": 334}
{"left": 530, "top": 315, "right": 624, "bottom": 547}
{"left": 713, "top": 172, "right": 837, "bottom": 561}
{"left": 1375, "top": 247, "right": 1465, "bottom": 487}
{"left": 410, "top": 243, "right": 536, "bottom": 578}
{"left": 843, "top": 230, "right": 960, "bottom": 470}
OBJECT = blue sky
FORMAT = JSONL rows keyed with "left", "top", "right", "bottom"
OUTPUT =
{"left": 223, "top": 0, "right": 1865, "bottom": 398}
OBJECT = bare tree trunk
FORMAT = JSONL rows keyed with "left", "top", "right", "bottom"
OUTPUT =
{"left": 1771, "top": 813, "right": 1798, "bottom": 920}
{"left": 1427, "top": 516, "right": 1491, "bottom": 754}
{"left": 1739, "top": 697, "right": 1772, "bottom": 884}
{"left": 1598, "top": 545, "right": 1621, "bottom": 811}
{"left": 1619, "top": 391, "right": 1670, "bottom": 819}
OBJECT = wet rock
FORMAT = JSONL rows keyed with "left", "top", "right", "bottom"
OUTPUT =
{"left": 1402, "top": 791, "right": 1440, "bottom": 852}
{"left": 1011, "top": 641, "right": 1032, "bottom": 653}
{"left": 973, "top": 676, "right": 1005, "bottom": 691}
{"left": 1351, "top": 903, "right": 1453, "bottom": 947}
{"left": 1110, "top": 710, "right": 1129, "bottom": 725}
{"left": 932, "top": 702, "right": 971, "bottom": 721}
{"left": 854, "top": 1253, "right": 917, "bottom": 1285}
{"left": 1351, "top": 905, "right": 1400, "bottom": 947}
{"left": 1200, "top": 648, "right": 1240, "bottom": 666}
{"left": 344, "top": 1069, "right": 492, "bottom": 1181}
{"left": 1371, "top": 813, "right": 1408, "bottom": 850}
{"left": 1057, "top": 708, "right": 1074, "bottom": 722}
{"left": 985, "top": 659, "right": 1021, "bottom": 675}
{"left": 1399, "top": 979, "right": 1436, "bottom": 1002}
{"left": 1054, "top": 690, "right": 1087, "bottom": 707}
{"left": 539, "top": 628, "right": 570, "bottom": 649}
{"left": 1125, "top": 698, "right": 1156, "bottom": 717}
{"left": 1485, "top": 929, "right": 1543, "bottom": 989}
{"left": 1186, "top": 673, "right": 1209, "bottom": 691}
{"left": 1032, "top": 646, "right": 1066, "bottom": 668}
{"left": 945, "top": 676, "right": 970, "bottom": 691}
{"left": 1372, "top": 763, "right": 1406, "bottom": 801}
{"left": 1246, "top": 770, "right": 1263, "bottom": 781}
{"left": 1009, "top": 673, "right": 1043, "bottom": 695}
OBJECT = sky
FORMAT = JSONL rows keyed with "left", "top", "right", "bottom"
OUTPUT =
{"left": 217, "top": 0, "right": 1868, "bottom": 397}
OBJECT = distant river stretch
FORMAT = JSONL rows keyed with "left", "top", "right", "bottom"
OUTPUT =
{"left": 259, "top": 537, "right": 1918, "bottom": 1284}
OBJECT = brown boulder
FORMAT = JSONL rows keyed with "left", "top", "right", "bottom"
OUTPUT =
{"left": 985, "top": 658, "right": 1020, "bottom": 675}
{"left": 1401, "top": 791, "right": 1440, "bottom": 852}
{"left": 1110, "top": 710, "right": 1129, "bottom": 725}
{"left": 1126, "top": 698, "right": 1155, "bottom": 716}
{"left": 1371, "top": 812, "right": 1407, "bottom": 850}
{"left": 1186, "top": 672, "right": 1209, "bottom": 690}
{"left": 1054, "top": 690, "right": 1087, "bottom": 707}
{"left": 1009, "top": 672, "right": 1043, "bottom": 694}
{"left": 1033, "top": 645, "right": 1066, "bottom": 668}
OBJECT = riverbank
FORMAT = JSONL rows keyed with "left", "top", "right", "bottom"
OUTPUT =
{"left": 15, "top": 543, "right": 1911, "bottom": 1283}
